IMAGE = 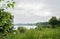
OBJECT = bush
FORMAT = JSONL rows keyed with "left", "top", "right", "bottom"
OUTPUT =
{"left": 18, "top": 27, "right": 27, "bottom": 33}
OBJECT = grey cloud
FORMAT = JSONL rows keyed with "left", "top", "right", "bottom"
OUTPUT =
{"left": 16, "top": 0, "right": 41, "bottom": 3}
{"left": 14, "top": 0, "right": 60, "bottom": 23}
{"left": 43, "top": 0, "right": 60, "bottom": 17}
{"left": 14, "top": 13, "right": 51, "bottom": 23}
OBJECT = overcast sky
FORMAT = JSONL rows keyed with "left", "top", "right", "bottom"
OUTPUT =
{"left": 12, "top": 0, "right": 60, "bottom": 24}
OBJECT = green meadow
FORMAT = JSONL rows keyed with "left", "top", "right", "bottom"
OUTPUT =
{"left": 1, "top": 26, "right": 60, "bottom": 39}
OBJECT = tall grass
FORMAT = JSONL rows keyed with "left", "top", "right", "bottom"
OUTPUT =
{"left": 2, "top": 27, "right": 60, "bottom": 39}
{"left": 16, "top": 27, "right": 60, "bottom": 39}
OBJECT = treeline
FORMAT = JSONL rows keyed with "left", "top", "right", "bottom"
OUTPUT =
{"left": 48, "top": 16, "right": 60, "bottom": 28}
{"left": 36, "top": 16, "right": 60, "bottom": 28}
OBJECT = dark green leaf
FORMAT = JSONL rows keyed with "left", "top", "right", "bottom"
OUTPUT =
{"left": 11, "top": 4, "right": 14, "bottom": 8}
{"left": 7, "top": 4, "right": 10, "bottom": 8}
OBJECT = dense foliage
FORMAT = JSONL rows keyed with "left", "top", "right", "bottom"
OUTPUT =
{"left": 48, "top": 16, "right": 60, "bottom": 28}
{"left": 0, "top": 9, "right": 13, "bottom": 33}
{"left": 0, "top": 0, "right": 15, "bottom": 39}
{"left": 18, "top": 27, "right": 26, "bottom": 33}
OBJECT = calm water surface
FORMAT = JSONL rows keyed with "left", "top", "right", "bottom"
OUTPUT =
{"left": 14, "top": 25, "right": 36, "bottom": 30}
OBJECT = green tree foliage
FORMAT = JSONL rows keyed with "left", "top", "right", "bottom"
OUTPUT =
{"left": 0, "top": 9, "right": 13, "bottom": 33}
{"left": 57, "top": 18, "right": 60, "bottom": 26}
{"left": 48, "top": 16, "right": 58, "bottom": 28}
{"left": 0, "top": 0, "right": 15, "bottom": 37}
{"left": 0, "top": 0, "right": 15, "bottom": 9}
{"left": 18, "top": 27, "right": 26, "bottom": 33}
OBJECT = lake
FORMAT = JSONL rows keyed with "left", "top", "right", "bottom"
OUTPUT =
{"left": 13, "top": 25, "right": 37, "bottom": 30}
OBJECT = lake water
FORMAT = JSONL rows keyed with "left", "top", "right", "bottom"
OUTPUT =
{"left": 13, "top": 25, "right": 37, "bottom": 30}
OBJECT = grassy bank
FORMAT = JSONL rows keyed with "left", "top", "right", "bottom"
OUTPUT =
{"left": 4, "top": 27, "right": 60, "bottom": 39}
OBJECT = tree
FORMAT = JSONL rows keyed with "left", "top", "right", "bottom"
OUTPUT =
{"left": 0, "top": 0, "right": 15, "bottom": 36}
{"left": 48, "top": 16, "right": 58, "bottom": 28}
{"left": 57, "top": 18, "right": 60, "bottom": 26}
{"left": 0, "top": 10, "right": 13, "bottom": 32}
{"left": 0, "top": 0, "right": 15, "bottom": 9}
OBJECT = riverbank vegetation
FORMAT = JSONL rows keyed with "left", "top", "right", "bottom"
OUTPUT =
{"left": 1, "top": 16, "right": 60, "bottom": 39}
{"left": 1, "top": 26, "right": 60, "bottom": 39}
